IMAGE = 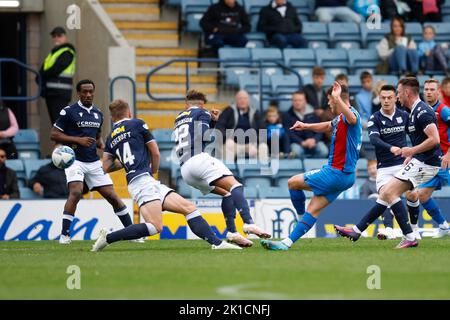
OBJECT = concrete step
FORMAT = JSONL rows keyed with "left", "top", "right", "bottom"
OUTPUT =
{"left": 103, "top": 5, "right": 160, "bottom": 21}
{"left": 124, "top": 33, "right": 179, "bottom": 47}
{"left": 136, "top": 48, "right": 198, "bottom": 57}
{"left": 136, "top": 59, "right": 199, "bottom": 74}
{"left": 137, "top": 112, "right": 180, "bottom": 129}
{"left": 115, "top": 21, "right": 178, "bottom": 31}
{"left": 136, "top": 74, "right": 217, "bottom": 84}
{"left": 137, "top": 101, "right": 228, "bottom": 111}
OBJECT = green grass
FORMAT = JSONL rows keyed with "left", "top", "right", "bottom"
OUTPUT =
{"left": 0, "top": 238, "right": 449, "bottom": 299}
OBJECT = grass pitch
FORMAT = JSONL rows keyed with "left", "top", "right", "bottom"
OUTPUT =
{"left": 0, "top": 238, "right": 449, "bottom": 300}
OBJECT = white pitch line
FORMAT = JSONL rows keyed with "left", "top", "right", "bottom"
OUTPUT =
{"left": 216, "top": 282, "right": 289, "bottom": 299}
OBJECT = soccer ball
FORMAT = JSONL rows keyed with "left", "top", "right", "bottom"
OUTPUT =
{"left": 52, "top": 145, "right": 75, "bottom": 169}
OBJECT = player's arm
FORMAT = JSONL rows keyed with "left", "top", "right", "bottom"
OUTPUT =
{"left": 50, "top": 127, "right": 96, "bottom": 148}
{"left": 290, "top": 120, "right": 332, "bottom": 133}
{"left": 401, "top": 123, "right": 440, "bottom": 158}
{"left": 146, "top": 140, "right": 160, "bottom": 177}
{"left": 368, "top": 117, "right": 402, "bottom": 155}
{"left": 440, "top": 107, "right": 450, "bottom": 169}
{"left": 331, "top": 81, "right": 358, "bottom": 125}
{"left": 102, "top": 152, "right": 123, "bottom": 173}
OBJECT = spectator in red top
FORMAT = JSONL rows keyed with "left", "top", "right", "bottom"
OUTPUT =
{"left": 0, "top": 102, "right": 19, "bottom": 159}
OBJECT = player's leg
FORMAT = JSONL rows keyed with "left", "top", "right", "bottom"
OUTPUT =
{"left": 60, "top": 181, "right": 84, "bottom": 243}
{"left": 213, "top": 175, "right": 270, "bottom": 238}
{"left": 419, "top": 186, "right": 450, "bottom": 238}
{"left": 378, "top": 209, "right": 395, "bottom": 240}
{"left": 405, "top": 190, "right": 421, "bottom": 239}
{"left": 162, "top": 191, "right": 241, "bottom": 249}
{"left": 96, "top": 185, "right": 133, "bottom": 228}
{"left": 287, "top": 173, "right": 313, "bottom": 217}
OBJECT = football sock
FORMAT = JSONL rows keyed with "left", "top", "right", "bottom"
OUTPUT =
{"left": 356, "top": 199, "right": 388, "bottom": 232}
{"left": 230, "top": 184, "right": 254, "bottom": 224}
{"left": 407, "top": 199, "right": 420, "bottom": 225}
{"left": 186, "top": 210, "right": 222, "bottom": 246}
{"left": 390, "top": 198, "right": 414, "bottom": 240}
{"left": 382, "top": 209, "right": 394, "bottom": 229}
{"left": 287, "top": 212, "right": 317, "bottom": 244}
{"left": 221, "top": 194, "right": 237, "bottom": 233}
{"left": 422, "top": 198, "right": 446, "bottom": 226}
{"left": 106, "top": 223, "right": 156, "bottom": 244}
{"left": 114, "top": 205, "right": 133, "bottom": 227}
{"left": 289, "top": 189, "right": 306, "bottom": 216}
{"left": 61, "top": 211, "right": 74, "bottom": 236}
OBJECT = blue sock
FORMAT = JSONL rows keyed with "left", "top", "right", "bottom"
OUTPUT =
{"left": 356, "top": 200, "right": 388, "bottom": 232}
{"left": 390, "top": 200, "right": 413, "bottom": 235}
{"left": 61, "top": 211, "right": 74, "bottom": 236}
{"left": 289, "top": 189, "right": 305, "bottom": 216}
{"left": 288, "top": 212, "right": 317, "bottom": 243}
{"left": 186, "top": 211, "right": 222, "bottom": 246}
{"left": 382, "top": 209, "right": 394, "bottom": 229}
{"left": 231, "top": 185, "right": 254, "bottom": 224}
{"left": 114, "top": 206, "right": 133, "bottom": 227}
{"left": 221, "top": 195, "right": 237, "bottom": 233}
{"left": 422, "top": 198, "right": 445, "bottom": 225}
{"left": 106, "top": 223, "right": 155, "bottom": 244}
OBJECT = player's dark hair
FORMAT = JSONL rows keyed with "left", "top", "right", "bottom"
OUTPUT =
{"left": 186, "top": 90, "right": 207, "bottom": 103}
{"left": 380, "top": 84, "right": 396, "bottom": 93}
{"left": 312, "top": 67, "right": 325, "bottom": 77}
{"left": 398, "top": 77, "right": 420, "bottom": 95}
{"left": 76, "top": 79, "right": 95, "bottom": 92}
{"left": 109, "top": 99, "right": 129, "bottom": 118}
{"left": 360, "top": 71, "right": 372, "bottom": 82}
{"left": 326, "top": 84, "right": 349, "bottom": 101}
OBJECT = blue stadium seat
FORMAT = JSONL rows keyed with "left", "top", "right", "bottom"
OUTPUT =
{"left": 246, "top": 32, "right": 266, "bottom": 48}
{"left": 238, "top": 74, "right": 272, "bottom": 95}
{"left": 244, "top": 186, "right": 258, "bottom": 198}
{"left": 326, "top": 68, "right": 347, "bottom": 80}
{"left": 275, "top": 158, "right": 304, "bottom": 178}
{"left": 181, "top": 0, "right": 210, "bottom": 15}
{"left": 19, "top": 187, "right": 41, "bottom": 200}
{"left": 302, "top": 22, "right": 329, "bottom": 42}
{"left": 308, "top": 41, "right": 328, "bottom": 49}
{"left": 360, "top": 22, "right": 390, "bottom": 48}
{"left": 244, "top": 177, "right": 272, "bottom": 189}
{"left": 372, "top": 75, "right": 398, "bottom": 87}
{"left": 348, "top": 75, "right": 362, "bottom": 94}
{"left": 278, "top": 99, "right": 292, "bottom": 112}
{"left": 271, "top": 74, "right": 301, "bottom": 96}
{"left": 167, "top": 0, "right": 182, "bottom": 6}
{"left": 405, "top": 22, "right": 423, "bottom": 42}
{"left": 219, "top": 48, "right": 252, "bottom": 85}
{"left": 258, "top": 186, "right": 290, "bottom": 198}
{"left": 250, "top": 14, "right": 259, "bottom": 33}
{"left": 356, "top": 158, "right": 369, "bottom": 178}
{"left": 176, "top": 177, "right": 192, "bottom": 198}
{"left": 315, "top": 49, "right": 349, "bottom": 72}
{"left": 328, "top": 22, "right": 361, "bottom": 46}
{"left": 186, "top": 13, "right": 203, "bottom": 33}
{"left": 291, "top": 0, "right": 313, "bottom": 16}
{"left": 251, "top": 48, "right": 283, "bottom": 64}
{"left": 348, "top": 49, "right": 380, "bottom": 74}
{"left": 14, "top": 129, "right": 40, "bottom": 159}
{"left": 245, "top": 0, "right": 268, "bottom": 16}
{"left": 303, "top": 158, "right": 328, "bottom": 172}
{"left": 335, "top": 41, "right": 361, "bottom": 50}
{"left": 159, "top": 149, "right": 175, "bottom": 170}
{"left": 432, "top": 186, "right": 450, "bottom": 198}
{"left": 25, "top": 159, "right": 51, "bottom": 180}
{"left": 152, "top": 129, "right": 175, "bottom": 150}
{"left": 425, "top": 22, "right": 450, "bottom": 42}
{"left": 191, "top": 188, "right": 221, "bottom": 199}
{"left": 5, "top": 159, "right": 26, "bottom": 187}
{"left": 283, "top": 48, "right": 315, "bottom": 68}
{"left": 276, "top": 176, "right": 290, "bottom": 187}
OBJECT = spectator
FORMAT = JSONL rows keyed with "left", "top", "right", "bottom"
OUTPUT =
{"left": 0, "top": 101, "right": 19, "bottom": 159}
{"left": 216, "top": 90, "right": 268, "bottom": 161}
{"left": 408, "top": 0, "right": 444, "bottom": 22}
{"left": 303, "top": 67, "right": 328, "bottom": 111}
{"left": 38, "top": 26, "right": 76, "bottom": 125}
{"left": 371, "top": 79, "right": 388, "bottom": 114}
{"left": 376, "top": 16, "right": 419, "bottom": 75}
{"left": 315, "top": 0, "right": 363, "bottom": 23}
{"left": 28, "top": 161, "right": 69, "bottom": 198}
{"left": 282, "top": 91, "right": 329, "bottom": 158}
{"left": 264, "top": 106, "right": 292, "bottom": 158}
{"left": 0, "top": 148, "right": 19, "bottom": 199}
{"left": 257, "top": 0, "right": 307, "bottom": 49}
{"left": 418, "top": 25, "right": 450, "bottom": 75}
{"left": 200, "top": 0, "right": 250, "bottom": 51}
{"left": 441, "top": 77, "right": 450, "bottom": 107}
{"left": 356, "top": 71, "right": 374, "bottom": 127}
{"left": 360, "top": 160, "right": 378, "bottom": 199}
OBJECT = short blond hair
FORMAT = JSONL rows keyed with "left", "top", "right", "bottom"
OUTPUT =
{"left": 109, "top": 99, "right": 129, "bottom": 118}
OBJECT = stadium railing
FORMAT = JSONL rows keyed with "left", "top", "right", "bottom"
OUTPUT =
{"left": 0, "top": 58, "right": 41, "bottom": 101}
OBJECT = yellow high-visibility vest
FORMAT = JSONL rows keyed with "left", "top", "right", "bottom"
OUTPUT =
{"left": 43, "top": 46, "right": 76, "bottom": 77}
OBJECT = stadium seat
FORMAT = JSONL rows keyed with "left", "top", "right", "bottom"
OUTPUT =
{"left": 181, "top": 0, "right": 210, "bottom": 15}
{"left": 258, "top": 186, "right": 290, "bottom": 198}
{"left": 425, "top": 23, "right": 450, "bottom": 42}
{"left": 291, "top": 0, "right": 313, "bottom": 16}
{"left": 308, "top": 41, "right": 328, "bottom": 49}
{"left": 271, "top": 74, "right": 302, "bottom": 96}
{"left": 303, "top": 158, "right": 328, "bottom": 172}
{"left": 244, "top": 177, "right": 272, "bottom": 189}
{"left": 14, "top": 129, "right": 40, "bottom": 159}
{"left": 302, "top": 22, "right": 329, "bottom": 43}
{"left": 238, "top": 161, "right": 271, "bottom": 178}
{"left": 276, "top": 176, "right": 290, "bottom": 187}
{"left": 159, "top": 149, "right": 174, "bottom": 170}
{"left": 315, "top": 49, "right": 349, "bottom": 72}
{"left": 432, "top": 186, "right": 450, "bottom": 198}
{"left": 238, "top": 74, "right": 272, "bottom": 96}
{"left": 152, "top": 129, "right": 175, "bottom": 150}
{"left": 167, "top": 0, "right": 182, "bottom": 6}
{"left": 372, "top": 75, "right": 398, "bottom": 87}
{"left": 191, "top": 188, "right": 221, "bottom": 199}
{"left": 219, "top": 48, "right": 252, "bottom": 86}
{"left": 176, "top": 177, "right": 192, "bottom": 198}
{"left": 348, "top": 75, "right": 362, "bottom": 94}
{"left": 335, "top": 41, "right": 361, "bottom": 50}
{"left": 278, "top": 99, "right": 292, "bottom": 112}
{"left": 283, "top": 48, "right": 315, "bottom": 68}
{"left": 19, "top": 187, "right": 41, "bottom": 200}
{"left": 251, "top": 48, "right": 283, "bottom": 66}
{"left": 246, "top": 32, "right": 266, "bottom": 48}
{"left": 185, "top": 13, "right": 203, "bottom": 33}
{"left": 5, "top": 159, "right": 26, "bottom": 187}
{"left": 244, "top": 186, "right": 258, "bottom": 198}
{"left": 356, "top": 158, "right": 369, "bottom": 178}
{"left": 250, "top": 14, "right": 259, "bottom": 33}
{"left": 360, "top": 22, "right": 390, "bottom": 48}
{"left": 328, "top": 22, "right": 361, "bottom": 46}
{"left": 348, "top": 49, "right": 380, "bottom": 74}
{"left": 24, "top": 159, "right": 51, "bottom": 180}
{"left": 326, "top": 68, "right": 347, "bottom": 79}
{"left": 245, "top": 0, "right": 268, "bottom": 16}
{"left": 405, "top": 22, "right": 423, "bottom": 42}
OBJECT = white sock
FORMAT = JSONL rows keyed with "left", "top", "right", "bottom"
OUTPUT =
{"left": 145, "top": 223, "right": 158, "bottom": 236}
{"left": 405, "top": 232, "right": 415, "bottom": 241}
{"left": 439, "top": 221, "right": 449, "bottom": 229}
{"left": 352, "top": 225, "right": 362, "bottom": 234}
{"left": 411, "top": 224, "right": 418, "bottom": 229}
{"left": 281, "top": 238, "right": 293, "bottom": 248}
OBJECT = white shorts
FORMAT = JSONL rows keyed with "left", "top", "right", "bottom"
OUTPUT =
{"left": 376, "top": 164, "right": 404, "bottom": 192}
{"left": 65, "top": 160, "right": 113, "bottom": 190}
{"left": 180, "top": 153, "right": 233, "bottom": 195}
{"left": 128, "top": 174, "right": 173, "bottom": 207}
{"left": 394, "top": 158, "right": 440, "bottom": 189}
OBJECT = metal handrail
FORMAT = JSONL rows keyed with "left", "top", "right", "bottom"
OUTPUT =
{"left": 109, "top": 75, "right": 136, "bottom": 118}
{"left": 0, "top": 58, "right": 41, "bottom": 101}
{"left": 145, "top": 58, "right": 303, "bottom": 111}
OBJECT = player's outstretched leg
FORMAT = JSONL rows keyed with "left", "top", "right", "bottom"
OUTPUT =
{"left": 377, "top": 209, "right": 395, "bottom": 240}
{"left": 406, "top": 191, "right": 421, "bottom": 240}
{"left": 419, "top": 187, "right": 450, "bottom": 238}
{"left": 60, "top": 182, "right": 84, "bottom": 244}
{"left": 162, "top": 192, "right": 241, "bottom": 250}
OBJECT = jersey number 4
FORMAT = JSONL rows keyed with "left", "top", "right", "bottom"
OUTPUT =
{"left": 115, "top": 141, "right": 135, "bottom": 166}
